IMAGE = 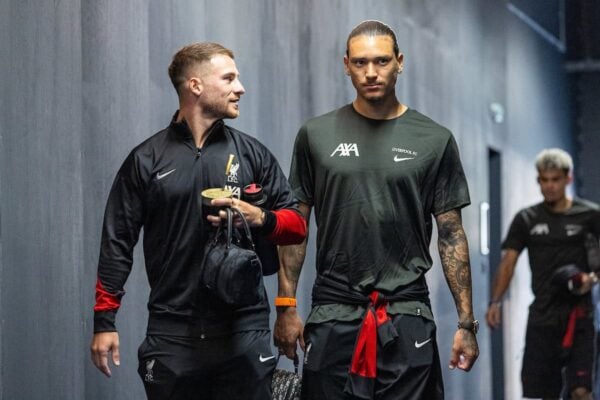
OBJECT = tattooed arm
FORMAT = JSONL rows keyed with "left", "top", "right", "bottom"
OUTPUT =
{"left": 274, "top": 202, "right": 311, "bottom": 360}
{"left": 436, "top": 208, "right": 479, "bottom": 371}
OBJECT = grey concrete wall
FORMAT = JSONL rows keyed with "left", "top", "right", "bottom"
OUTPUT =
{"left": 0, "top": 1, "right": 85, "bottom": 399}
{"left": 0, "top": 1, "right": 575, "bottom": 399}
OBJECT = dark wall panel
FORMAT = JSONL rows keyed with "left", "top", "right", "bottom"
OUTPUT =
{"left": 577, "top": 73, "right": 600, "bottom": 203}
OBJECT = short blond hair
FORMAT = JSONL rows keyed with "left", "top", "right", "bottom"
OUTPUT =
{"left": 535, "top": 148, "right": 573, "bottom": 174}
{"left": 168, "top": 42, "right": 234, "bottom": 95}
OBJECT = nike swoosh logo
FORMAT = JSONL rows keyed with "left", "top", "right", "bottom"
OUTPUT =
{"left": 414, "top": 338, "right": 432, "bottom": 348}
{"left": 394, "top": 156, "right": 415, "bottom": 162}
{"left": 259, "top": 355, "right": 276, "bottom": 363}
{"left": 156, "top": 169, "right": 176, "bottom": 180}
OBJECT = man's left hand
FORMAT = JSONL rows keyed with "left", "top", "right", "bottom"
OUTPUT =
{"left": 448, "top": 329, "right": 479, "bottom": 371}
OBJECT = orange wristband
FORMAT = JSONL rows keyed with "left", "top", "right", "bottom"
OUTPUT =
{"left": 275, "top": 297, "right": 297, "bottom": 307}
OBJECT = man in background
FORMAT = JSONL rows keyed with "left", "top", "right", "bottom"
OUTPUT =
{"left": 486, "top": 148, "right": 600, "bottom": 400}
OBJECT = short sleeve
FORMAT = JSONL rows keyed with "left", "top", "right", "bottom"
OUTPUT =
{"left": 254, "top": 145, "right": 297, "bottom": 212}
{"left": 288, "top": 125, "right": 314, "bottom": 206}
{"left": 502, "top": 212, "right": 528, "bottom": 252}
{"left": 432, "top": 135, "right": 470, "bottom": 215}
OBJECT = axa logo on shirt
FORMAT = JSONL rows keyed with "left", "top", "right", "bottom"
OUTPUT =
{"left": 330, "top": 143, "right": 359, "bottom": 157}
{"left": 530, "top": 223, "right": 550, "bottom": 235}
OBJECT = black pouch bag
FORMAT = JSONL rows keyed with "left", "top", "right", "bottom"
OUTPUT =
{"left": 200, "top": 207, "right": 263, "bottom": 306}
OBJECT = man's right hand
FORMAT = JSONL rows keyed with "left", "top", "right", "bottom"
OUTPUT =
{"left": 90, "top": 331, "right": 120, "bottom": 377}
{"left": 485, "top": 303, "right": 502, "bottom": 329}
{"left": 274, "top": 307, "right": 305, "bottom": 360}
{"left": 572, "top": 272, "right": 597, "bottom": 295}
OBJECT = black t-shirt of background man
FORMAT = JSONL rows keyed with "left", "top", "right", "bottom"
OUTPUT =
{"left": 503, "top": 199, "right": 600, "bottom": 326}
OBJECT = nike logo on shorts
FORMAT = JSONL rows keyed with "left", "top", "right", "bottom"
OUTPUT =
{"left": 414, "top": 338, "right": 432, "bottom": 348}
{"left": 259, "top": 354, "right": 276, "bottom": 363}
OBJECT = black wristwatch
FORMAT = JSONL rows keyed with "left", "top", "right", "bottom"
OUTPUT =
{"left": 457, "top": 320, "right": 479, "bottom": 334}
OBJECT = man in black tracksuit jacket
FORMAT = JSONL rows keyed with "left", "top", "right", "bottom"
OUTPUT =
{"left": 90, "top": 42, "right": 306, "bottom": 400}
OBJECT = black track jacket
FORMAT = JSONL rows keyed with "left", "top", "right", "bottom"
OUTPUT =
{"left": 94, "top": 113, "right": 300, "bottom": 337}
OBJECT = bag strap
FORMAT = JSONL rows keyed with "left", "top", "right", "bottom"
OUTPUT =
{"left": 232, "top": 207, "right": 254, "bottom": 242}
{"left": 216, "top": 207, "right": 256, "bottom": 251}
{"left": 226, "top": 207, "right": 234, "bottom": 249}
{"left": 212, "top": 209, "right": 229, "bottom": 245}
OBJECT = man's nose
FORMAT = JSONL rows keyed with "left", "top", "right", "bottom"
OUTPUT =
{"left": 365, "top": 63, "right": 377, "bottom": 79}
{"left": 234, "top": 79, "right": 245, "bottom": 95}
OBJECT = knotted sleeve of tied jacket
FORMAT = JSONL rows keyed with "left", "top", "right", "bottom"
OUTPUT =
{"left": 561, "top": 305, "right": 587, "bottom": 349}
{"left": 311, "top": 275, "right": 430, "bottom": 400}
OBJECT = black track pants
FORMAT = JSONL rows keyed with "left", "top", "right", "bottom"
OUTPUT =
{"left": 137, "top": 330, "right": 276, "bottom": 400}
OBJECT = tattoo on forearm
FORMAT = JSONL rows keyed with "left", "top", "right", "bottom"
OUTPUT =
{"left": 279, "top": 243, "right": 307, "bottom": 295}
{"left": 285, "top": 246, "right": 305, "bottom": 283}
{"left": 437, "top": 210, "right": 472, "bottom": 313}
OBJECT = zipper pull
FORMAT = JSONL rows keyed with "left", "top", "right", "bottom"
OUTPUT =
{"left": 196, "top": 148, "right": 201, "bottom": 158}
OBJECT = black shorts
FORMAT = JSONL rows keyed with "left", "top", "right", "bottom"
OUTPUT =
{"left": 301, "top": 314, "right": 444, "bottom": 400}
{"left": 137, "top": 330, "right": 276, "bottom": 400}
{"left": 521, "top": 317, "right": 594, "bottom": 398}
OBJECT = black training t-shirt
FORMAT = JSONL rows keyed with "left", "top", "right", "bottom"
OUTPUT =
{"left": 502, "top": 198, "right": 600, "bottom": 326}
{"left": 290, "top": 104, "right": 470, "bottom": 321}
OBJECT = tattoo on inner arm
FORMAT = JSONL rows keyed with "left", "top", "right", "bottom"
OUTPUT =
{"left": 437, "top": 210, "right": 472, "bottom": 311}
{"left": 285, "top": 247, "right": 304, "bottom": 285}
{"left": 279, "top": 243, "right": 306, "bottom": 294}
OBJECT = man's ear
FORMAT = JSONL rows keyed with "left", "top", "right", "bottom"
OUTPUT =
{"left": 397, "top": 53, "right": 404, "bottom": 74}
{"left": 343, "top": 55, "right": 350, "bottom": 76}
{"left": 189, "top": 77, "right": 203, "bottom": 96}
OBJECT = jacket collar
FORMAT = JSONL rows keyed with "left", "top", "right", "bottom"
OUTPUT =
{"left": 169, "top": 110, "right": 225, "bottom": 143}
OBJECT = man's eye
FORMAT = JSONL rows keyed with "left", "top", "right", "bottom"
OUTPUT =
{"left": 378, "top": 59, "right": 390, "bottom": 65}
{"left": 353, "top": 60, "right": 365, "bottom": 67}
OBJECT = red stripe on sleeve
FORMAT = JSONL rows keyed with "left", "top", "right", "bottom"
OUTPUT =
{"left": 93, "top": 278, "right": 122, "bottom": 312}
{"left": 267, "top": 209, "right": 307, "bottom": 245}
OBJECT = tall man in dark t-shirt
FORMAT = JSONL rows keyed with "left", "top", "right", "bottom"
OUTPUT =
{"left": 486, "top": 148, "right": 600, "bottom": 400}
{"left": 274, "top": 20, "right": 479, "bottom": 400}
